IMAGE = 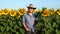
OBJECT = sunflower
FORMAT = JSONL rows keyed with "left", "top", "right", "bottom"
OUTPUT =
{"left": 0, "top": 10, "right": 3, "bottom": 15}
{"left": 17, "top": 15, "right": 20, "bottom": 18}
{"left": 10, "top": 9, "right": 17, "bottom": 17}
{"left": 19, "top": 12, "right": 23, "bottom": 15}
{"left": 19, "top": 8, "right": 26, "bottom": 15}
{"left": 49, "top": 8, "right": 55, "bottom": 14}
{"left": 3, "top": 8, "right": 9, "bottom": 15}
{"left": 16, "top": 11, "right": 20, "bottom": 18}
{"left": 42, "top": 9, "right": 50, "bottom": 17}
{"left": 57, "top": 9, "right": 60, "bottom": 15}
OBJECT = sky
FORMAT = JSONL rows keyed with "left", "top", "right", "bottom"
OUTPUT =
{"left": 0, "top": 0, "right": 60, "bottom": 10}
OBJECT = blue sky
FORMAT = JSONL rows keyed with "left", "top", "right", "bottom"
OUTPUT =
{"left": 0, "top": 0, "right": 60, "bottom": 10}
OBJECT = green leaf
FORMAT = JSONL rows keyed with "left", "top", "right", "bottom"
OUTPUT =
{"left": 6, "top": 26, "right": 10, "bottom": 31}
{"left": 56, "top": 29, "right": 60, "bottom": 34}
{"left": 1, "top": 27, "right": 5, "bottom": 32}
{"left": 16, "top": 32, "right": 20, "bottom": 34}
{"left": 20, "top": 28, "right": 25, "bottom": 34}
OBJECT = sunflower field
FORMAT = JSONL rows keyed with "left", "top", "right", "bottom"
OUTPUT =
{"left": 0, "top": 7, "right": 60, "bottom": 34}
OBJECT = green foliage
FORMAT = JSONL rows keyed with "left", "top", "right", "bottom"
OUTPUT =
{"left": 34, "top": 11, "right": 60, "bottom": 34}
{"left": 0, "top": 9, "right": 60, "bottom": 34}
{"left": 0, "top": 15, "right": 25, "bottom": 34}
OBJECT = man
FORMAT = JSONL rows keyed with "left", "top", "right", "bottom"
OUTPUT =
{"left": 22, "top": 4, "right": 36, "bottom": 34}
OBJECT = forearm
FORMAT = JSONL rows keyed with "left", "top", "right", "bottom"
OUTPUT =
{"left": 23, "top": 23, "right": 30, "bottom": 31}
{"left": 23, "top": 24, "right": 28, "bottom": 29}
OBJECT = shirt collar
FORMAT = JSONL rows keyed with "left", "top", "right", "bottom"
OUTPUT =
{"left": 27, "top": 12, "right": 34, "bottom": 17}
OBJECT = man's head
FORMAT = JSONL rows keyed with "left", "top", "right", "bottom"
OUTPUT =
{"left": 27, "top": 4, "right": 36, "bottom": 13}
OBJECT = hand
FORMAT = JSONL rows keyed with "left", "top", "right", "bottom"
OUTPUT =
{"left": 26, "top": 28, "right": 30, "bottom": 31}
{"left": 23, "top": 24, "right": 31, "bottom": 31}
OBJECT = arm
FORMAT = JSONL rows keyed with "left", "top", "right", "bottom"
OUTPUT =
{"left": 22, "top": 24, "right": 30, "bottom": 31}
{"left": 22, "top": 15, "right": 30, "bottom": 31}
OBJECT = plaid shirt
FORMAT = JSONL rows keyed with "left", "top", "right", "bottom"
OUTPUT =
{"left": 22, "top": 13, "right": 35, "bottom": 32}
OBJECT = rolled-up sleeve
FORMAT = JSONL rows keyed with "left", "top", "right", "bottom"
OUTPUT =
{"left": 22, "top": 15, "right": 25, "bottom": 24}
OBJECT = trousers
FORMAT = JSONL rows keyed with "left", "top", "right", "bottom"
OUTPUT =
{"left": 25, "top": 30, "right": 36, "bottom": 34}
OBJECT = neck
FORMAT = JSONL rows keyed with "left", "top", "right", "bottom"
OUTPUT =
{"left": 28, "top": 11, "right": 33, "bottom": 13}
{"left": 28, "top": 12, "right": 33, "bottom": 16}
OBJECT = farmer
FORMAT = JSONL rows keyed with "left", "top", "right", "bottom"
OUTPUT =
{"left": 22, "top": 4, "right": 36, "bottom": 34}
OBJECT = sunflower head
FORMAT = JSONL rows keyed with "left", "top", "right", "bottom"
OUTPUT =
{"left": 3, "top": 8, "right": 9, "bottom": 15}
{"left": 57, "top": 9, "right": 60, "bottom": 15}
{"left": 49, "top": 8, "right": 55, "bottom": 14}
{"left": 16, "top": 11, "right": 20, "bottom": 18}
{"left": 42, "top": 9, "right": 50, "bottom": 17}
{"left": 10, "top": 9, "right": 17, "bottom": 17}
{"left": 0, "top": 10, "right": 3, "bottom": 15}
{"left": 19, "top": 8, "right": 26, "bottom": 15}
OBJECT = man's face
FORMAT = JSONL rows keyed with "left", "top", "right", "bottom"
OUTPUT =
{"left": 28, "top": 8, "right": 34, "bottom": 13}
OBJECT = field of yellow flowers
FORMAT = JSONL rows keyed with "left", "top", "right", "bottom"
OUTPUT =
{"left": 0, "top": 7, "right": 60, "bottom": 34}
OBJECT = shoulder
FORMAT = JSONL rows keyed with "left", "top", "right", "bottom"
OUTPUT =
{"left": 33, "top": 13, "right": 36, "bottom": 17}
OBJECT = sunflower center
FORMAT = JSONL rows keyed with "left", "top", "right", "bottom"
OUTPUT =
{"left": 4, "top": 10, "right": 8, "bottom": 13}
{"left": 11, "top": 11, "right": 15, "bottom": 15}
{"left": 0, "top": 11, "right": 2, "bottom": 13}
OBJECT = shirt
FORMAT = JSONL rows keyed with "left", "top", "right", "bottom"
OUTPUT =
{"left": 22, "top": 12, "right": 35, "bottom": 32}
